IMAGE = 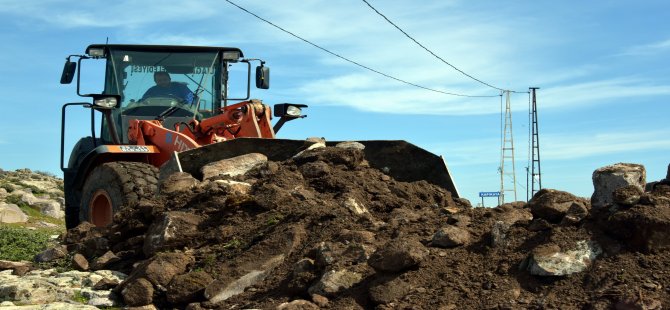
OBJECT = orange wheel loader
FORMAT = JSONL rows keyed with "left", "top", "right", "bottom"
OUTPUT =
{"left": 60, "top": 44, "right": 459, "bottom": 229}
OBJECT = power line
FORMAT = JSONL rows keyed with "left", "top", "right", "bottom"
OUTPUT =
{"left": 361, "top": 0, "right": 527, "bottom": 94}
{"left": 223, "top": 0, "right": 499, "bottom": 98}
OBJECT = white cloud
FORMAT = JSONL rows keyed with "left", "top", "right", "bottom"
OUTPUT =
{"left": 425, "top": 129, "right": 670, "bottom": 167}
{"left": 618, "top": 39, "right": 670, "bottom": 56}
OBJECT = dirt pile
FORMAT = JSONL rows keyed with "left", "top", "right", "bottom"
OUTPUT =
{"left": 63, "top": 146, "right": 670, "bottom": 309}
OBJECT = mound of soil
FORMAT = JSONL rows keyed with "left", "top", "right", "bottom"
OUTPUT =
{"left": 64, "top": 146, "right": 670, "bottom": 309}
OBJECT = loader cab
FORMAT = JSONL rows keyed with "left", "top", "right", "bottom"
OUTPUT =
{"left": 61, "top": 44, "right": 269, "bottom": 145}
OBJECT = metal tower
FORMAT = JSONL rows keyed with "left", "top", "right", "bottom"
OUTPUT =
{"left": 529, "top": 87, "right": 542, "bottom": 198}
{"left": 499, "top": 90, "right": 517, "bottom": 204}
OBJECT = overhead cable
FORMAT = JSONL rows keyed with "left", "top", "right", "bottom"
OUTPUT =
{"left": 361, "top": 0, "right": 528, "bottom": 94}
{"left": 223, "top": 0, "right": 499, "bottom": 98}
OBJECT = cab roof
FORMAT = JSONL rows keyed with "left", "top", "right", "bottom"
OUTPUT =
{"left": 85, "top": 44, "right": 244, "bottom": 57}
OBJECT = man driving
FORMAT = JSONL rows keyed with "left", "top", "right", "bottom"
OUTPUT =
{"left": 141, "top": 71, "right": 195, "bottom": 104}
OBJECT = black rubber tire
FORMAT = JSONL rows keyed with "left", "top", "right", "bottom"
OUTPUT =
{"left": 64, "top": 137, "right": 100, "bottom": 229}
{"left": 79, "top": 161, "right": 158, "bottom": 226}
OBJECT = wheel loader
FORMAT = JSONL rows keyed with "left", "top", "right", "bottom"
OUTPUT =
{"left": 60, "top": 44, "right": 459, "bottom": 229}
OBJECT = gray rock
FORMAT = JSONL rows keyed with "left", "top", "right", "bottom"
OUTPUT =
{"left": 34, "top": 245, "right": 68, "bottom": 263}
{"left": 592, "top": 163, "right": 646, "bottom": 209}
{"left": 368, "top": 238, "right": 428, "bottom": 272}
{"left": 200, "top": 153, "right": 267, "bottom": 180}
{"left": 143, "top": 211, "right": 203, "bottom": 256}
{"left": 0, "top": 203, "right": 28, "bottom": 223}
{"left": 307, "top": 269, "right": 363, "bottom": 297}
{"left": 490, "top": 221, "right": 510, "bottom": 248}
{"left": 335, "top": 141, "right": 366, "bottom": 150}
{"left": 527, "top": 240, "right": 602, "bottom": 276}
{"left": 0, "top": 260, "right": 33, "bottom": 276}
{"left": 432, "top": 225, "right": 471, "bottom": 248}
{"left": 37, "top": 201, "right": 64, "bottom": 219}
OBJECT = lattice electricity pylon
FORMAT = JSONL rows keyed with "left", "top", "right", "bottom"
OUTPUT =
{"left": 529, "top": 87, "right": 542, "bottom": 198}
{"left": 499, "top": 90, "right": 517, "bottom": 204}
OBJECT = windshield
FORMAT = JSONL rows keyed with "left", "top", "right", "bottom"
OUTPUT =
{"left": 106, "top": 49, "right": 220, "bottom": 116}
{"left": 100, "top": 49, "right": 221, "bottom": 143}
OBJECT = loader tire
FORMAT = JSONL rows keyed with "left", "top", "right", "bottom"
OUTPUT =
{"left": 80, "top": 162, "right": 158, "bottom": 227}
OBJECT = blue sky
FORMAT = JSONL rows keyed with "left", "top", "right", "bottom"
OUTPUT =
{"left": 0, "top": 0, "right": 668, "bottom": 205}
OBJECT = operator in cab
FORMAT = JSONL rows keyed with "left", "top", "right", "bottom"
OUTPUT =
{"left": 141, "top": 71, "right": 195, "bottom": 104}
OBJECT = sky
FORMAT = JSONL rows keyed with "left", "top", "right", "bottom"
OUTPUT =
{"left": 0, "top": 0, "right": 668, "bottom": 205}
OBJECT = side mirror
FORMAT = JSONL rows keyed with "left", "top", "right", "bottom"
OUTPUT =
{"left": 60, "top": 60, "right": 77, "bottom": 84}
{"left": 255, "top": 65, "right": 270, "bottom": 89}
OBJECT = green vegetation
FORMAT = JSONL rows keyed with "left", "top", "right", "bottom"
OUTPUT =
{"left": 0, "top": 225, "right": 53, "bottom": 261}
{"left": 265, "top": 213, "right": 285, "bottom": 226}
{"left": 71, "top": 290, "right": 89, "bottom": 304}
{"left": 0, "top": 182, "right": 14, "bottom": 193}
{"left": 223, "top": 238, "right": 242, "bottom": 249}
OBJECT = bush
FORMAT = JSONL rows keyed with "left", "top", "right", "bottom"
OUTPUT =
{"left": 0, "top": 225, "right": 53, "bottom": 261}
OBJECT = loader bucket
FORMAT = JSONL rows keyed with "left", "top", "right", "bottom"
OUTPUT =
{"left": 160, "top": 138, "right": 459, "bottom": 198}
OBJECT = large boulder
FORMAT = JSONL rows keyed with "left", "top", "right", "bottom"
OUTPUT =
{"left": 526, "top": 240, "right": 602, "bottom": 276}
{"left": 529, "top": 189, "right": 589, "bottom": 223}
{"left": 201, "top": 153, "right": 268, "bottom": 180}
{"left": 591, "top": 163, "right": 646, "bottom": 209}
{"left": 0, "top": 203, "right": 28, "bottom": 223}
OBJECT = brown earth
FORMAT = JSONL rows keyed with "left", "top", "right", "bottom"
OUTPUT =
{"left": 63, "top": 146, "right": 670, "bottom": 309}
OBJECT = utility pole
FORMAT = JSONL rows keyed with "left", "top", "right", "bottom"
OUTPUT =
{"left": 500, "top": 90, "right": 517, "bottom": 204}
{"left": 529, "top": 87, "right": 542, "bottom": 198}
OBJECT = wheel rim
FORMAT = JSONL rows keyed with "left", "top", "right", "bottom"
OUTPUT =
{"left": 89, "top": 189, "right": 113, "bottom": 227}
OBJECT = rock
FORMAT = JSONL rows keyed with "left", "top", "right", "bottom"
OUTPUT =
{"left": 34, "top": 245, "right": 68, "bottom": 263}
{"left": 490, "top": 221, "right": 510, "bottom": 248}
{"left": 528, "top": 218, "right": 552, "bottom": 231}
{"left": 527, "top": 240, "right": 602, "bottom": 276}
{"left": 311, "top": 294, "right": 329, "bottom": 307}
{"left": 453, "top": 197, "right": 472, "bottom": 209}
{"left": 307, "top": 269, "right": 363, "bottom": 297}
{"left": 560, "top": 202, "right": 589, "bottom": 225}
{"left": 368, "top": 238, "right": 428, "bottom": 272}
{"left": 0, "top": 203, "right": 28, "bottom": 223}
{"left": 0, "top": 267, "right": 125, "bottom": 307}
{"left": 369, "top": 276, "right": 411, "bottom": 305}
{"left": 592, "top": 163, "right": 646, "bottom": 209}
{"left": 205, "top": 254, "right": 285, "bottom": 303}
{"left": 167, "top": 271, "right": 214, "bottom": 304}
{"left": 341, "top": 195, "right": 369, "bottom": 215}
{"left": 159, "top": 172, "right": 200, "bottom": 195}
{"left": 143, "top": 211, "right": 203, "bottom": 256}
{"left": 122, "top": 278, "right": 155, "bottom": 307}
{"left": 36, "top": 200, "right": 64, "bottom": 219}
{"left": 497, "top": 203, "right": 533, "bottom": 226}
{"left": 432, "top": 225, "right": 471, "bottom": 248}
{"left": 129, "top": 252, "right": 194, "bottom": 290}
{"left": 335, "top": 141, "right": 365, "bottom": 150}
{"left": 93, "top": 277, "right": 119, "bottom": 290}
{"left": 607, "top": 204, "right": 670, "bottom": 253}
{"left": 277, "top": 299, "right": 320, "bottom": 310}
{"left": 91, "top": 251, "right": 120, "bottom": 270}
{"left": 212, "top": 179, "right": 252, "bottom": 195}
{"left": 0, "top": 260, "right": 33, "bottom": 276}
{"left": 529, "top": 189, "right": 588, "bottom": 223}
{"left": 201, "top": 153, "right": 268, "bottom": 180}
{"left": 612, "top": 185, "right": 643, "bottom": 206}
{"left": 72, "top": 253, "right": 89, "bottom": 271}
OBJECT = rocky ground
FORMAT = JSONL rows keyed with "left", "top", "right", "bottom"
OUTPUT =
{"left": 1, "top": 145, "right": 669, "bottom": 309}
{"left": 0, "top": 168, "right": 65, "bottom": 225}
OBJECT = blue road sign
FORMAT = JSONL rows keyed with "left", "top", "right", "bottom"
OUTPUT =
{"left": 479, "top": 191, "right": 500, "bottom": 197}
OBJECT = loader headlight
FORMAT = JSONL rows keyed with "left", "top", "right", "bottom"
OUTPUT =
{"left": 92, "top": 96, "right": 118, "bottom": 109}
{"left": 274, "top": 103, "right": 308, "bottom": 118}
